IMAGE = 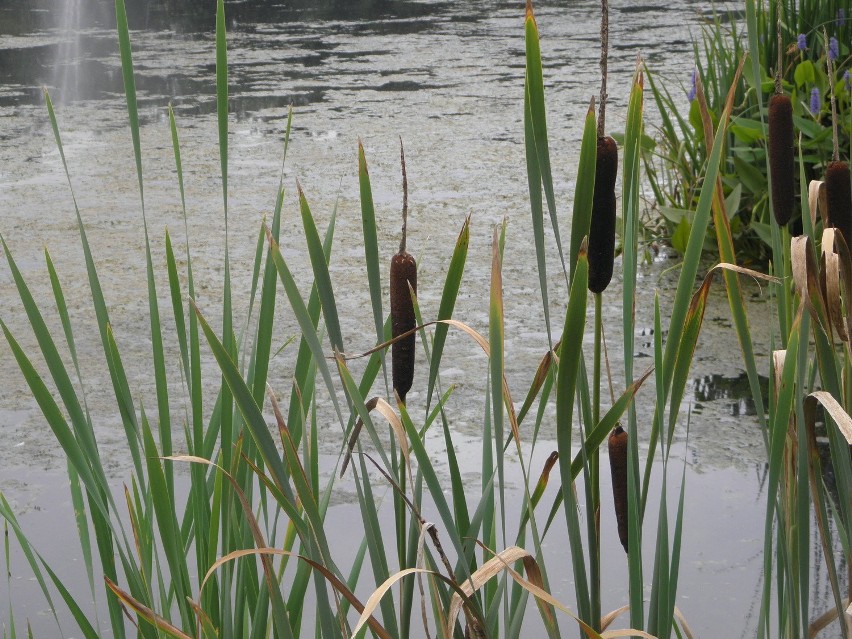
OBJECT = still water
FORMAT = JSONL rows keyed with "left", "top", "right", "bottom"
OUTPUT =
{"left": 0, "top": 0, "right": 830, "bottom": 636}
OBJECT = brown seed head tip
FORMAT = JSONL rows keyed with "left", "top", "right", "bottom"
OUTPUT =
{"left": 587, "top": 96, "right": 596, "bottom": 118}
{"left": 543, "top": 451, "right": 559, "bottom": 475}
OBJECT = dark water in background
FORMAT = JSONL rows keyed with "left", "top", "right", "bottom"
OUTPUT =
{"left": 0, "top": 0, "right": 840, "bottom": 636}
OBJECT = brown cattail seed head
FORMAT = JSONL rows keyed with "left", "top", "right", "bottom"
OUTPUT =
{"left": 768, "top": 94, "right": 795, "bottom": 227}
{"left": 826, "top": 161, "right": 852, "bottom": 247}
{"left": 608, "top": 425, "right": 629, "bottom": 553}
{"left": 588, "top": 135, "right": 618, "bottom": 294}
{"left": 390, "top": 251, "right": 417, "bottom": 403}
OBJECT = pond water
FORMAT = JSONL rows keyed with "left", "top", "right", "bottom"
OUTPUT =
{"left": 0, "top": 0, "right": 838, "bottom": 636}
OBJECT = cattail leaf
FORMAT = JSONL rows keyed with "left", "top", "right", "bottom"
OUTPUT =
{"left": 517, "top": 346, "right": 556, "bottom": 425}
{"left": 286, "top": 211, "right": 336, "bottom": 442}
{"left": 358, "top": 142, "right": 386, "bottom": 355}
{"left": 264, "top": 225, "right": 344, "bottom": 429}
{"left": 0, "top": 400, "right": 90, "bottom": 630}
{"left": 524, "top": 77, "right": 553, "bottom": 348}
{"left": 333, "top": 356, "right": 395, "bottom": 479}
{"left": 540, "top": 366, "right": 652, "bottom": 536}
{"left": 340, "top": 396, "right": 412, "bottom": 480}
{"left": 668, "top": 263, "right": 778, "bottom": 451}
{"left": 761, "top": 307, "right": 803, "bottom": 627}
{"left": 803, "top": 391, "right": 852, "bottom": 627}
{"left": 116, "top": 0, "right": 173, "bottom": 476}
{"left": 193, "top": 301, "right": 294, "bottom": 504}
{"left": 570, "top": 105, "right": 598, "bottom": 283}
{"left": 104, "top": 577, "right": 194, "bottom": 639}
{"left": 524, "top": 3, "right": 567, "bottom": 281}
{"left": 446, "top": 547, "right": 544, "bottom": 639}
{"left": 426, "top": 215, "right": 470, "bottom": 413}
{"left": 140, "top": 414, "right": 194, "bottom": 631}
{"left": 621, "top": 65, "right": 644, "bottom": 384}
{"left": 694, "top": 73, "right": 768, "bottom": 432}
{"left": 555, "top": 243, "right": 590, "bottom": 622}
{"left": 819, "top": 228, "right": 849, "bottom": 342}
{"left": 299, "top": 185, "right": 344, "bottom": 352}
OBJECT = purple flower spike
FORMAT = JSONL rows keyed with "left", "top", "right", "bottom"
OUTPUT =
{"left": 830, "top": 37, "right": 839, "bottom": 61}
{"left": 810, "top": 87, "right": 821, "bottom": 115}
{"left": 840, "top": 8, "right": 846, "bottom": 27}
{"left": 798, "top": 33, "right": 807, "bottom": 50}
{"left": 687, "top": 68, "right": 697, "bottom": 101}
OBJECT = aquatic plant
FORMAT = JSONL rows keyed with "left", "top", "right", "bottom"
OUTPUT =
{"left": 644, "top": 0, "right": 852, "bottom": 263}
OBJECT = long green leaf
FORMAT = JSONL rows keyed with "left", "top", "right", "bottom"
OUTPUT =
{"left": 554, "top": 244, "right": 590, "bottom": 625}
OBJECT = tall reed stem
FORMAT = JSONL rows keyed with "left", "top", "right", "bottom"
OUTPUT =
{"left": 590, "top": 291, "right": 603, "bottom": 630}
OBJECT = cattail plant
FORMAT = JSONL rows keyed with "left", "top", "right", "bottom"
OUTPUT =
{"left": 823, "top": 29, "right": 852, "bottom": 246}
{"left": 390, "top": 138, "right": 417, "bottom": 404}
{"left": 587, "top": 0, "right": 618, "bottom": 295}
{"left": 608, "top": 424, "right": 629, "bottom": 553}
{"left": 768, "top": 8, "right": 795, "bottom": 227}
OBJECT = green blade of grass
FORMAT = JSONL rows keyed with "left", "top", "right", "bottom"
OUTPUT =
{"left": 115, "top": 0, "right": 173, "bottom": 492}
{"left": 570, "top": 103, "right": 598, "bottom": 283}
{"left": 357, "top": 142, "right": 386, "bottom": 354}
{"left": 554, "top": 243, "right": 590, "bottom": 625}
{"left": 266, "top": 225, "right": 344, "bottom": 429}
{"left": 524, "top": 76, "right": 553, "bottom": 349}
{"left": 426, "top": 216, "right": 470, "bottom": 414}
{"left": 524, "top": 4, "right": 567, "bottom": 284}
{"left": 287, "top": 209, "right": 336, "bottom": 444}
{"left": 298, "top": 184, "right": 344, "bottom": 352}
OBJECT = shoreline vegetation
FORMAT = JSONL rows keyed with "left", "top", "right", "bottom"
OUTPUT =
{"left": 1, "top": 0, "right": 852, "bottom": 637}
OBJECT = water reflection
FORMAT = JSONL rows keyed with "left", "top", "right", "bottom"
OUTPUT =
{"left": 692, "top": 372, "right": 769, "bottom": 417}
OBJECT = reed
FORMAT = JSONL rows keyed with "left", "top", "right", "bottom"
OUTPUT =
{"left": 390, "top": 140, "right": 418, "bottom": 405}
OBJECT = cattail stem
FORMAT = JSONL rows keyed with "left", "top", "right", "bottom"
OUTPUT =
{"left": 774, "top": 0, "right": 782, "bottom": 94}
{"left": 400, "top": 137, "right": 408, "bottom": 253}
{"left": 598, "top": 0, "right": 609, "bottom": 137}
{"left": 390, "top": 137, "right": 417, "bottom": 405}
